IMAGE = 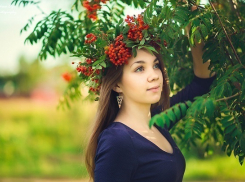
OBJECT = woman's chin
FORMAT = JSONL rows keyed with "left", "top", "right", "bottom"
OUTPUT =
{"left": 150, "top": 95, "right": 161, "bottom": 104}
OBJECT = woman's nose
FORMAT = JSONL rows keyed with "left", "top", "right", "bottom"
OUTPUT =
{"left": 148, "top": 68, "right": 159, "bottom": 82}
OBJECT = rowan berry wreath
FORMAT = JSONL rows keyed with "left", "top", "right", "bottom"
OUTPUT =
{"left": 73, "top": 13, "right": 168, "bottom": 100}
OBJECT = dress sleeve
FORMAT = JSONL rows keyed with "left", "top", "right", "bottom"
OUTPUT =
{"left": 151, "top": 73, "right": 217, "bottom": 130}
{"left": 94, "top": 128, "right": 138, "bottom": 182}
{"left": 170, "top": 73, "right": 217, "bottom": 106}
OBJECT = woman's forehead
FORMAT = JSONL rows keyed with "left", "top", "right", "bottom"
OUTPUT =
{"left": 127, "top": 49, "right": 157, "bottom": 66}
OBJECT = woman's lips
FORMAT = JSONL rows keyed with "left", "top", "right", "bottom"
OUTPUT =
{"left": 147, "top": 86, "right": 160, "bottom": 92}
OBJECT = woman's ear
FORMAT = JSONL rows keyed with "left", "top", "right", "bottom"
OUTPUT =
{"left": 112, "top": 84, "right": 123, "bottom": 93}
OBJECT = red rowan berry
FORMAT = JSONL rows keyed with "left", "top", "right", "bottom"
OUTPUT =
{"left": 85, "top": 33, "right": 97, "bottom": 44}
{"left": 86, "top": 58, "right": 92, "bottom": 64}
{"left": 96, "top": 70, "right": 100, "bottom": 75}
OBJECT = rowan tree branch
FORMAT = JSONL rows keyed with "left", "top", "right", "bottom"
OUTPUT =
{"left": 216, "top": 92, "right": 240, "bottom": 102}
{"left": 208, "top": 0, "right": 245, "bottom": 68}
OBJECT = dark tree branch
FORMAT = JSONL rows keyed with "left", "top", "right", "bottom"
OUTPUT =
{"left": 208, "top": 0, "right": 245, "bottom": 68}
{"left": 216, "top": 92, "right": 240, "bottom": 102}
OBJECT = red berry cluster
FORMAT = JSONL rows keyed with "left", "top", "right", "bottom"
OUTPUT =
{"left": 86, "top": 58, "right": 96, "bottom": 64}
{"left": 91, "top": 78, "right": 100, "bottom": 83}
{"left": 125, "top": 14, "right": 149, "bottom": 41}
{"left": 75, "top": 59, "right": 105, "bottom": 94}
{"left": 85, "top": 33, "right": 97, "bottom": 44}
{"left": 89, "top": 78, "right": 101, "bottom": 93}
{"left": 104, "top": 34, "right": 132, "bottom": 66}
{"left": 89, "top": 85, "right": 101, "bottom": 93}
{"left": 76, "top": 62, "right": 104, "bottom": 76}
{"left": 82, "top": 0, "right": 110, "bottom": 21}
{"left": 76, "top": 65, "right": 94, "bottom": 76}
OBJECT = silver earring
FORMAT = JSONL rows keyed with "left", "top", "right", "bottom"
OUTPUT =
{"left": 116, "top": 95, "right": 123, "bottom": 108}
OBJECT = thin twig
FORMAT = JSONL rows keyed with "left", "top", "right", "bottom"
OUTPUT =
{"left": 208, "top": 0, "right": 245, "bottom": 68}
{"left": 216, "top": 92, "right": 240, "bottom": 102}
{"left": 36, "top": 5, "right": 46, "bottom": 15}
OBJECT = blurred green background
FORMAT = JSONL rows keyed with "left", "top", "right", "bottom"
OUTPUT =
{"left": 0, "top": 56, "right": 245, "bottom": 182}
{"left": 0, "top": 55, "right": 94, "bottom": 181}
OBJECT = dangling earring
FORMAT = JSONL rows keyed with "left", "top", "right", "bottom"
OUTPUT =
{"left": 116, "top": 95, "right": 123, "bottom": 108}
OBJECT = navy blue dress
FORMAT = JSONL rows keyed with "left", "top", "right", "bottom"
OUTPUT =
{"left": 94, "top": 74, "right": 216, "bottom": 182}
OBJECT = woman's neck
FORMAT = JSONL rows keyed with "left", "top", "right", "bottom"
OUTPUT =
{"left": 115, "top": 99, "right": 152, "bottom": 129}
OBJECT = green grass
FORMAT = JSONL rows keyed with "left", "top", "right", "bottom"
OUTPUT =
{"left": 0, "top": 98, "right": 96, "bottom": 178}
{"left": 183, "top": 155, "right": 245, "bottom": 181}
{"left": 0, "top": 98, "right": 244, "bottom": 180}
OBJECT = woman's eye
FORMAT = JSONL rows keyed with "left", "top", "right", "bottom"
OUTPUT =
{"left": 135, "top": 66, "right": 144, "bottom": 72}
{"left": 135, "top": 63, "right": 160, "bottom": 72}
{"left": 154, "top": 63, "right": 160, "bottom": 69}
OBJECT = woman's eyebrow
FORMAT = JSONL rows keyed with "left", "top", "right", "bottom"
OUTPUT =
{"left": 130, "top": 58, "right": 158, "bottom": 67}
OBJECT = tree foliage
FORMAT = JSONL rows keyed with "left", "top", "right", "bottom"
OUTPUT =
{"left": 12, "top": 0, "right": 245, "bottom": 165}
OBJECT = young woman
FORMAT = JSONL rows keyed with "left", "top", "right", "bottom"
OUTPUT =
{"left": 83, "top": 9, "right": 217, "bottom": 181}
{"left": 84, "top": 45, "right": 216, "bottom": 181}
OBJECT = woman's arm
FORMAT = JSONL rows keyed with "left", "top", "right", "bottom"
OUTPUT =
{"left": 190, "top": 39, "right": 216, "bottom": 78}
{"left": 185, "top": 5, "right": 216, "bottom": 78}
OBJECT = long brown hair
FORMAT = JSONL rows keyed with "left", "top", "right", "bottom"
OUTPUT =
{"left": 84, "top": 49, "right": 170, "bottom": 181}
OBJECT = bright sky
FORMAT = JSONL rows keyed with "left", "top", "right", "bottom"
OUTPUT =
{"left": 0, "top": 0, "right": 76, "bottom": 75}
{"left": 0, "top": 0, "right": 208, "bottom": 75}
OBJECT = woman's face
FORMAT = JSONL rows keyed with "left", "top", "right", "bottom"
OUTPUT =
{"left": 115, "top": 49, "right": 163, "bottom": 105}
